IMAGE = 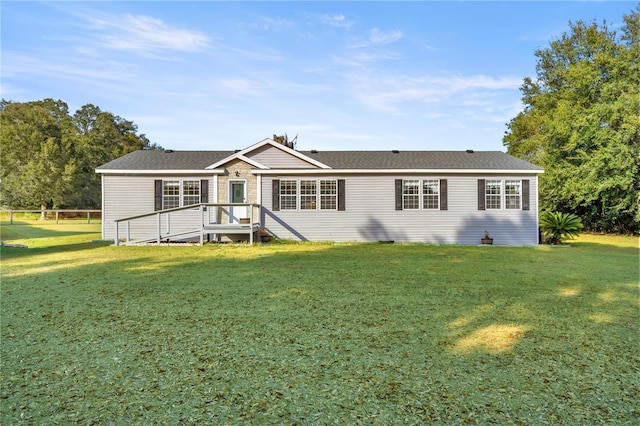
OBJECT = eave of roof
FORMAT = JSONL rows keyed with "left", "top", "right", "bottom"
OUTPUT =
{"left": 96, "top": 169, "right": 225, "bottom": 175}
{"left": 252, "top": 168, "right": 543, "bottom": 175}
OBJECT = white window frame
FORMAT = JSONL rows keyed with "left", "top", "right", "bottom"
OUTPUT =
{"left": 403, "top": 179, "right": 440, "bottom": 210}
{"left": 505, "top": 180, "right": 522, "bottom": 210}
{"left": 162, "top": 179, "right": 200, "bottom": 209}
{"left": 280, "top": 180, "right": 298, "bottom": 210}
{"left": 402, "top": 180, "right": 420, "bottom": 210}
{"left": 485, "top": 180, "right": 521, "bottom": 210}
{"left": 300, "top": 180, "right": 317, "bottom": 210}
{"left": 319, "top": 180, "right": 337, "bottom": 210}
{"left": 280, "top": 179, "right": 338, "bottom": 211}
{"left": 182, "top": 180, "right": 201, "bottom": 206}
{"left": 422, "top": 179, "right": 440, "bottom": 210}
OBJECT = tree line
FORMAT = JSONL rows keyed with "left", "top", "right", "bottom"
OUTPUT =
{"left": 0, "top": 99, "right": 161, "bottom": 212}
{"left": 503, "top": 6, "right": 639, "bottom": 233}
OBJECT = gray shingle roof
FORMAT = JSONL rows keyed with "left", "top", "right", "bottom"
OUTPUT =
{"left": 97, "top": 149, "right": 542, "bottom": 171}
{"left": 299, "top": 150, "right": 542, "bottom": 170}
{"left": 96, "top": 150, "right": 235, "bottom": 170}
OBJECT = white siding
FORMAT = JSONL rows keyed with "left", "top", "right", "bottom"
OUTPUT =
{"left": 246, "top": 145, "right": 317, "bottom": 168}
{"left": 102, "top": 175, "right": 214, "bottom": 241}
{"left": 261, "top": 174, "right": 539, "bottom": 245}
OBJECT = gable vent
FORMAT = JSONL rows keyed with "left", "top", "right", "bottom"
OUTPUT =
{"left": 392, "top": 150, "right": 400, "bottom": 154}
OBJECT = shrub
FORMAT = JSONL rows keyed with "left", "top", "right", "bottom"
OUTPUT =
{"left": 540, "top": 211, "right": 583, "bottom": 244}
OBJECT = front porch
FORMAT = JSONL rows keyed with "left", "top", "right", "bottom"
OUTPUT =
{"left": 113, "top": 203, "right": 262, "bottom": 246}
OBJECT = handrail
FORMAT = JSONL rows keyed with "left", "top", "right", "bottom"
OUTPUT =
{"left": 114, "top": 203, "right": 260, "bottom": 223}
{"left": 114, "top": 203, "right": 262, "bottom": 246}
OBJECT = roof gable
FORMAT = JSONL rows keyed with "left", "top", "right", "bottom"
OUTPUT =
{"left": 205, "top": 139, "right": 330, "bottom": 170}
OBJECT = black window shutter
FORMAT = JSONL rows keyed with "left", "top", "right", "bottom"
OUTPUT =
{"left": 154, "top": 180, "right": 163, "bottom": 211}
{"left": 272, "top": 179, "right": 280, "bottom": 211}
{"left": 200, "top": 179, "right": 209, "bottom": 203}
{"left": 477, "top": 179, "right": 486, "bottom": 210}
{"left": 395, "top": 179, "right": 403, "bottom": 211}
{"left": 440, "top": 179, "right": 448, "bottom": 210}
{"left": 338, "top": 179, "right": 346, "bottom": 211}
{"left": 522, "top": 179, "right": 530, "bottom": 211}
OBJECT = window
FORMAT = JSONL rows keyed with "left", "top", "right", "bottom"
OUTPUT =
{"left": 485, "top": 180, "right": 502, "bottom": 209}
{"left": 161, "top": 180, "right": 201, "bottom": 210}
{"left": 320, "top": 180, "right": 337, "bottom": 210}
{"left": 163, "top": 181, "right": 180, "bottom": 209}
{"left": 280, "top": 180, "right": 297, "bottom": 210}
{"left": 483, "top": 180, "right": 522, "bottom": 210}
{"left": 403, "top": 180, "right": 420, "bottom": 210}
{"left": 399, "top": 179, "right": 441, "bottom": 210}
{"left": 182, "top": 180, "right": 200, "bottom": 206}
{"left": 422, "top": 180, "right": 440, "bottom": 210}
{"left": 277, "top": 179, "right": 342, "bottom": 211}
{"left": 300, "top": 180, "right": 317, "bottom": 210}
{"left": 505, "top": 180, "right": 521, "bottom": 209}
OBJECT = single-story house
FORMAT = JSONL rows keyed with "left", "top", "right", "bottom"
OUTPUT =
{"left": 96, "top": 137, "right": 544, "bottom": 245}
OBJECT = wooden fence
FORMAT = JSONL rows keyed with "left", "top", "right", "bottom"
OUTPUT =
{"left": 0, "top": 210, "right": 101, "bottom": 224}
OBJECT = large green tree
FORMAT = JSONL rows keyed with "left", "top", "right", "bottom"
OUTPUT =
{"left": 0, "top": 99, "right": 159, "bottom": 211}
{"left": 504, "top": 6, "right": 640, "bottom": 233}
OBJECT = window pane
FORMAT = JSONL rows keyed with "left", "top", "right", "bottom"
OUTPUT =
{"left": 183, "top": 180, "right": 200, "bottom": 206}
{"left": 423, "top": 180, "right": 439, "bottom": 209}
{"left": 163, "top": 181, "right": 180, "bottom": 209}
{"left": 403, "top": 180, "right": 420, "bottom": 210}
{"left": 280, "top": 180, "right": 297, "bottom": 210}
{"left": 320, "top": 180, "right": 337, "bottom": 210}
{"left": 485, "top": 180, "right": 501, "bottom": 210}
{"left": 300, "top": 180, "right": 317, "bottom": 210}
{"left": 505, "top": 180, "right": 521, "bottom": 209}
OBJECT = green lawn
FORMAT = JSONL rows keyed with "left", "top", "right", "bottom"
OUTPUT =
{"left": 1, "top": 222, "right": 638, "bottom": 424}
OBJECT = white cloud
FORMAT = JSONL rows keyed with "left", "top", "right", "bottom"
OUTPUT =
{"left": 368, "top": 28, "right": 402, "bottom": 45}
{"left": 349, "top": 73, "right": 521, "bottom": 112}
{"left": 2, "top": 51, "right": 138, "bottom": 83}
{"left": 320, "top": 14, "right": 354, "bottom": 29}
{"left": 89, "top": 13, "right": 210, "bottom": 54}
{"left": 333, "top": 51, "right": 401, "bottom": 67}
{"left": 248, "top": 16, "right": 294, "bottom": 31}
{"left": 349, "top": 27, "right": 403, "bottom": 48}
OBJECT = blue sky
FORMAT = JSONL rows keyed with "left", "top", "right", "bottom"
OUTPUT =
{"left": 1, "top": 1, "right": 635, "bottom": 152}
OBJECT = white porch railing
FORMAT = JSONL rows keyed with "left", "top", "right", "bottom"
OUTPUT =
{"left": 114, "top": 203, "right": 261, "bottom": 246}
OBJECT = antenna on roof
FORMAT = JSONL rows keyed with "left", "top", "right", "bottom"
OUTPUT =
{"left": 273, "top": 133, "right": 297, "bottom": 150}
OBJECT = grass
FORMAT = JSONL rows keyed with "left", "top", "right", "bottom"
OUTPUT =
{"left": 1, "top": 222, "right": 638, "bottom": 424}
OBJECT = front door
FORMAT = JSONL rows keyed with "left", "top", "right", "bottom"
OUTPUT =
{"left": 229, "top": 180, "right": 247, "bottom": 224}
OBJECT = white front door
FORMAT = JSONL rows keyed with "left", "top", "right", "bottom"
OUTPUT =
{"left": 229, "top": 180, "right": 247, "bottom": 224}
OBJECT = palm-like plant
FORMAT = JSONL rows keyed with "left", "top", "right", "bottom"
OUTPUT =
{"left": 540, "top": 211, "right": 584, "bottom": 244}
